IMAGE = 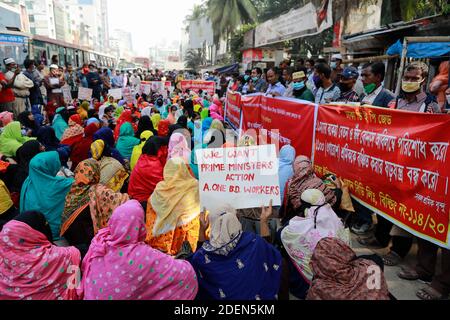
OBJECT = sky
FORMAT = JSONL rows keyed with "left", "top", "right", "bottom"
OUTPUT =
{"left": 108, "top": 0, "right": 203, "bottom": 56}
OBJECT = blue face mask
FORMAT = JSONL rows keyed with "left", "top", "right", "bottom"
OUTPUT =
{"left": 244, "top": 75, "right": 250, "bottom": 81}
{"left": 330, "top": 62, "right": 337, "bottom": 69}
{"left": 252, "top": 76, "right": 259, "bottom": 82}
{"left": 293, "top": 81, "right": 305, "bottom": 91}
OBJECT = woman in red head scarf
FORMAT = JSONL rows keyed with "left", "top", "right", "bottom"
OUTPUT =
{"left": 113, "top": 110, "right": 137, "bottom": 141}
{"left": 60, "top": 114, "right": 84, "bottom": 146}
{"left": 70, "top": 122, "right": 100, "bottom": 171}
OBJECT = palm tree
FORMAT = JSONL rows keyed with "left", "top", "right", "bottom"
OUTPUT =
{"left": 206, "top": 0, "right": 258, "bottom": 46}
{"left": 184, "top": 3, "right": 207, "bottom": 33}
{"left": 185, "top": 49, "right": 206, "bottom": 71}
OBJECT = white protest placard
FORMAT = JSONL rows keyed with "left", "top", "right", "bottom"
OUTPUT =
{"left": 108, "top": 88, "right": 123, "bottom": 100}
{"left": 62, "top": 85, "right": 72, "bottom": 103}
{"left": 196, "top": 144, "right": 281, "bottom": 214}
{"left": 78, "top": 87, "right": 93, "bottom": 101}
{"left": 142, "top": 84, "right": 151, "bottom": 95}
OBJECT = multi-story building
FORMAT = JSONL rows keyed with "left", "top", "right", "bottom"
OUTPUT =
{"left": 109, "top": 28, "right": 133, "bottom": 60}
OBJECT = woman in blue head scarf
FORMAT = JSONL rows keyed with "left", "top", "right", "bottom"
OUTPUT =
{"left": 278, "top": 145, "right": 296, "bottom": 204}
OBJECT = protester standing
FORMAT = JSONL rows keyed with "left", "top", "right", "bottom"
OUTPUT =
{"left": 44, "top": 64, "right": 65, "bottom": 107}
{"left": 314, "top": 63, "right": 341, "bottom": 104}
{"left": 336, "top": 67, "right": 360, "bottom": 103}
{"left": 360, "top": 62, "right": 396, "bottom": 108}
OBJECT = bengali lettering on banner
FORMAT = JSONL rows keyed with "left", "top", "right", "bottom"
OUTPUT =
{"left": 313, "top": 104, "right": 450, "bottom": 248}
{"left": 259, "top": 96, "right": 316, "bottom": 159}
{"left": 196, "top": 145, "right": 281, "bottom": 215}
{"left": 241, "top": 94, "right": 316, "bottom": 158}
{"left": 225, "top": 90, "right": 242, "bottom": 131}
{"left": 181, "top": 80, "right": 215, "bottom": 96}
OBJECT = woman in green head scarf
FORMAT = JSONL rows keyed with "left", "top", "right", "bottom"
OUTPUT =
{"left": 116, "top": 122, "right": 140, "bottom": 160}
{"left": 0, "top": 121, "right": 34, "bottom": 157}
{"left": 52, "top": 107, "right": 69, "bottom": 140}
{"left": 20, "top": 151, "right": 74, "bottom": 240}
{"left": 200, "top": 108, "right": 209, "bottom": 120}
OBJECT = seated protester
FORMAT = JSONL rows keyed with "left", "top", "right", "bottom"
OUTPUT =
{"left": 0, "top": 179, "right": 17, "bottom": 225}
{"left": 18, "top": 111, "right": 40, "bottom": 137}
{"left": 307, "top": 237, "right": 390, "bottom": 300}
{"left": 335, "top": 67, "right": 360, "bottom": 103}
{"left": 114, "top": 110, "right": 136, "bottom": 141}
{"left": 116, "top": 122, "right": 140, "bottom": 161}
{"left": 60, "top": 114, "right": 84, "bottom": 147}
{"left": 9, "top": 141, "right": 43, "bottom": 206}
{"left": 145, "top": 157, "right": 201, "bottom": 256}
{"left": 130, "top": 131, "right": 154, "bottom": 170}
{"left": 189, "top": 113, "right": 202, "bottom": 145}
{"left": 60, "top": 159, "right": 129, "bottom": 250}
{"left": 313, "top": 63, "right": 341, "bottom": 104}
{"left": 52, "top": 107, "right": 70, "bottom": 140}
{"left": 90, "top": 140, "right": 129, "bottom": 192}
{"left": 209, "top": 98, "right": 224, "bottom": 121}
{"left": 360, "top": 62, "right": 396, "bottom": 108}
{"left": 0, "top": 112, "right": 14, "bottom": 134}
{"left": 203, "top": 119, "right": 226, "bottom": 149}
{"left": 391, "top": 61, "right": 441, "bottom": 113}
{"left": 79, "top": 200, "right": 198, "bottom": 301}
{"left": 281, "top": 156, "right": 342, "bottom": 226}
{"left": 36, "top": 126, "right": 62, "bottom": 152}
{"left": 0, "top": 211, "right": 81, "bottom": 300}
{"left": 99, "top": 105, "right": 115, "bottom": 129}
{"left": 70, "top": 122, "right": 100, "bottom": 172}
{"left": 151, "top": 113, "right": 161, "bottom": 131}
{"left": 200, "top": 108, "right": 210, "bottom": 120}
{"left": 135, "top": 115, "right": 157, "bottom": 139}
{"left": 284, "top": 68, "right": 315, "bottom": 102}
{"left": 128, "top": 136, "right": 165, "bottom": 204}
{"left": 167, "top": 105, "right": 178, "bottom": 125}
{"left": 278, "top": 145, "right": 296, "bottom": 205}
{"left": 280, "top": 189, "right": 350, "bottom": 300}
{"left": 0, "top": 121, "right": 35, "bottom": 158}
{"left": 20, "top": 151, "right": 74, "bottom": 241}
{"left": 92, "top": 127, "right": 125, "bottom": 165}
{"left": 77, "top": 101, "right": 90, "bottom": 121}
{"left": 188, "top": 210, "right": 282, "bottom": 301}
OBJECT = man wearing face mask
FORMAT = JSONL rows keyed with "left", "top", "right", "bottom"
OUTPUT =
{"left": 313, "top": 63, "right": 341, "bottom": 104}
{"left": 392, "top": 62, "right": 441, "bottom": 113}
{"left": 330, "top": 54, "right": 344, "bottom": 84}
{"left": 336, "top": 67, "right": 360, "bottom": 103}
{"left": 284, "top": 68, "right": 314, "bottom": 102}
{"left": 246, "top": 67, "right": 267, "bottom": 94}
{"left": 360, "top": 62, "right": 395, "bottom": 108}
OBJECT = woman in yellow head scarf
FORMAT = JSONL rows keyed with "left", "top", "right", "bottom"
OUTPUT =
{"left": 90, "top": 140, "right": 129, "bottom": 192}
{"left": 77, "top": 101, "right": 90, "bottom": 120}
{"left": 151, "top": 113, "right": 161, "bottom": 131}
{"left": 145, "top": 157, "right": 201, "bottom": 256}
{"left": 130, "top": 130, "right": 154, "bottom": 170}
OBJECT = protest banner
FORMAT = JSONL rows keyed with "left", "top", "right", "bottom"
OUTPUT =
{"left": 259, "top": 96, "right": 316, "bottom": 158}
{"left": 196, "top": 145, "right": 281, "bottom": 214}
{"left": 78, "top": 87, "right": 93, "bottom": 101}
{"left": 313, "top": 104, "right": 450, "bottom": 248}
{"left": 108, "top": 88, "right": 123, "bottom": 100}
{"left": 240, "top": 94, "right": 316, "bottom": 158}
{"left": 62, "top": 85, "right": 72, "bottom": 103}
{"left": 139, "top": 83, "right": 151, "bottom": 95}
{"left": 225, "top": 90, "right": 242, "bottom": 131}
{"left": 181, "top": 80, "right": 216, "bottom": 96}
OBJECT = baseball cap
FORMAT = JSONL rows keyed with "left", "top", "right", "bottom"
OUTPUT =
{"left": 331, "top": 54, "right": 343, "bottom": 61}
{"left": 341, "top": 67, "right": 359, "bottom": 79}
{"left": 3, "top": 58, "right": 16, "bottom": 65}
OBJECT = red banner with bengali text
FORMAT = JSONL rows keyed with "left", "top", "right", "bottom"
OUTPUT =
{"left": 313, "top": 104, "right": 450, "bottom": 248}
{"left": 181, "top": 80, "right": 216, "bottom": 96}
{"left": 225, "top": 90, "right": 242, "bottom": 130}
{"left": 241, "top": 94, "right": 316, "bottom": 158}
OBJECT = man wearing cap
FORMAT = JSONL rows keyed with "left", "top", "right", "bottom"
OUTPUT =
{"left": 330, "top": 54, "right": 344, "bottom": 83}
{"left": 44, "top": 64, "right": 66, "bottom": 107}
{"left": 0, "top": 58, "right": 19, "bottom": 113}
{"left": 3, "top": 58, "right": 34, "bottom": 117}
{"left": 336, "top": 66, "right": 360, "bottom": 103}
{"left": 284, "top": 67, "right": 315, "bottom": 102}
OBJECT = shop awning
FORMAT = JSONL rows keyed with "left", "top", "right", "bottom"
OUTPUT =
{"left": 387, "top": 40, "right": 450, "bottom": 58}
{"left": 215, "top": 63, "right": 239, "bottom": 74}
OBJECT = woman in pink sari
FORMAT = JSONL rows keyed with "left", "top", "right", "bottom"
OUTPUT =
{"left": 0, "top": 211, "right": 81, "bottom": 300}
{"left": 79, "top": 200, "right": 198, "bottom": 300}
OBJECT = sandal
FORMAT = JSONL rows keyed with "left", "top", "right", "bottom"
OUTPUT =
{"left": 398, "top": 267, "right": 433, "bottom": 283}
{"left": 382, "top": 251, "right": 402, "bottom": 267}
{"left": 416, "top": 286, "right": 446, "bottom": 301}
{"left": 357, "top": 237, "right": 383, "bottom": 249}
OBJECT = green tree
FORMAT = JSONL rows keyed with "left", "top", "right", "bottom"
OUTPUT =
{"left": 184, "top": 3, "right": 208, "bottom": 33}
{"left": 206, "top": 0, "right": 258, "bottom": 46}
{"left": 185, "top": 49, "right": 206, "bottom": 71}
